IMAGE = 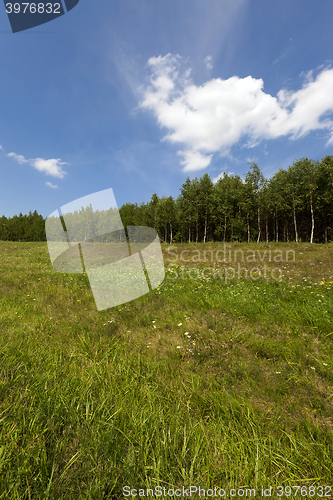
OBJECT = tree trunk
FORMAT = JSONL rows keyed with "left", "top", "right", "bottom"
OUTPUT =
{"left": 224, "top": 214, "right": 227, "bottom": 243}
{"left": 204, "top": 216, "right": 207, "bottom": 243}
{"left": 247, "top": 213, "right": 250, "bottom": 243}
{"left": 266, "top": 218, "right": 268, "bottom": 243}
{"left": 170, "top": 223, "right": 173, "bottom": 244}
{"left": 293, "top": 203, "right": 298, "bottom": 243}
{"left": 257, "top": 205, "right": 261, "bottom": 243}
{"left": 310, "top": 194, "right": 314, "bottom": 244}
{"left": 276, "top": 214, "right": 278, "bottom": 243}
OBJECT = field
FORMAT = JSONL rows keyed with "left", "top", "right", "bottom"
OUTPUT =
{"left": 0, "top": 241, "right": 333, "bottom": 499}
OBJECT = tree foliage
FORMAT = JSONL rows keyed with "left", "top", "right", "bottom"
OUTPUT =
{"left": 0, "top": 211, "right": 46, "bottom": 242}
{"left": 1, "top": 155, "right": 333, "bottom": 243}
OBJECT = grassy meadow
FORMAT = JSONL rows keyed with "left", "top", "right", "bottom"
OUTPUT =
{"left": 0, "top": 240, "right": 333, "bottom": 498}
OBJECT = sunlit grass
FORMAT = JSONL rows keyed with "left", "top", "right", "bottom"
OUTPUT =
{"left": 0, "top": 241, "right": 333, "bottom": 498}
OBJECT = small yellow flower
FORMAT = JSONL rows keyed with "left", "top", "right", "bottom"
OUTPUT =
{"left": 38, "top": 278, "right": 41, "bottom": 280}
{"left": 19, "top": 275, "right": 21, "bottom": 278}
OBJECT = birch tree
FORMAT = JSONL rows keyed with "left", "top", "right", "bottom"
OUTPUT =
{"left": 245, "top": 163, "right": 266, "bottom": 243}
{"left": 285, "top": 164, "right": 303, "bottom": 243}
{"left": 179, "top": 177, "right": 197, "bottom": 243}
{"left": 198, "top": 173, "right": 214, "bottom": 242}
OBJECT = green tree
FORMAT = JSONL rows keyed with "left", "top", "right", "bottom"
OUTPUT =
{"left": 317, "top": 155, "right": 333, "bottom": 242}
{"left": 285, "top": 164, "right": 303, "bottom": 243}
{"left": 145, "top": 193, "right": 160, "bottom": 231}
{"left": 294, "top": 158, "right": 319, "bottom": 243}
{"left": 212, "top": 173, "right": 231, "bottom": 242}
{"left": 245, "top": 163, "right": 266, "bottom": 243}
{"left": 198, "top": 173, "right": 214, "bottom": 242}
{"left": 267, "top": 169, "right": 291, "bottom": 242}
{"left": 155, "top": 196, "right": 177, "bottom": 243}
{"left": 179, "top": 177, "right": 198, "bottom": 243}
{"left": 119, "top": 203, "right": 140, "bottom": 228}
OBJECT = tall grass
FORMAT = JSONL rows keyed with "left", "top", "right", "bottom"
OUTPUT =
{"left": 0, "top": 241, "right": 332, "bottom": 499}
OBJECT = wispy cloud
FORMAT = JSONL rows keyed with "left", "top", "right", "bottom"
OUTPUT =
{"left": 7, "top": 152, "right": 29, "bottom": 164}
{"left": 204, "top": 55, "right": 213, "bottom": 70}
{"left": 6, "top": 151, "right": 67, "bottom": 178}
{"left": 273, "top": 53, "right": 286, "bottom": 65}
{"left": 45, "top": 181, "right": 58, "bottom": 189}
{"left": 140, "top": 54, "right": 333, "bottom": 172}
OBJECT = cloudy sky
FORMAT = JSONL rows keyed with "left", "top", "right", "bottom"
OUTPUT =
{"left": 1, "top": 0, "right": 333, "bottom": 218}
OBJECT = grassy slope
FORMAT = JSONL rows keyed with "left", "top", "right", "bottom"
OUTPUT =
{"left": 0, "top": 241, "right": 333, "bottom": 498}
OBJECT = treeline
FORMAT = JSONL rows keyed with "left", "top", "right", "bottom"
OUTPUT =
{"left": 1, "top": 155, "right": 332, "bottom": 244}
{"left": 0, "top": 210, "right": 46, "bottom": 242}
{"left": 120, "top": 156, "right": 333, "bottom": 244}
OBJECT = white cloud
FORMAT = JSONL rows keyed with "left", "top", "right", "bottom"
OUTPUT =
{"left": 6, "top": 151, "right": 67, "bottom": 178}
{"left": 46, "top": 181, "right": 58, "bottom": 189}
{"left": 140, "top": 54, "right": 333, "bottom": 172}
{"left": 31, "top": 158, "right": 67, "bottom": 178}
{"left": 212, "top": 170, "right": 236, "bottom": 183}
{"left": 7, "top": 152, "right": 29, "bottom": 164}
{"left": 204, "top": 55, "right": 213, "bottom": 70}
{"left": 178, "top": 150, "right": 212, "bottom": 172}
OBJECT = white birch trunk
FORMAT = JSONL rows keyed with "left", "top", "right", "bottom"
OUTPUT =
{"left": 293, "top": 203, "right": 298, "bottom": 243}
{"left": 257, "top": 205, "right": 261, "bottom": 243}
{"left": 310, "top": 194, "right": 314, "bottom": 244}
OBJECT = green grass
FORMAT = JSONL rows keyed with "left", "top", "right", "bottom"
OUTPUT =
{"left": 0, "top": 241, "right": 333, "bottom": 499}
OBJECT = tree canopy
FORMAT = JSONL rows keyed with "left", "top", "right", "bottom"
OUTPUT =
{"left": 1, "top": 155, "right": 332, "bottom": 244}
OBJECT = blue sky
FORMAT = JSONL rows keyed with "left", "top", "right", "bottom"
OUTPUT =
{"left": 1, "top": 0, "right": 333, "bottom": 219}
